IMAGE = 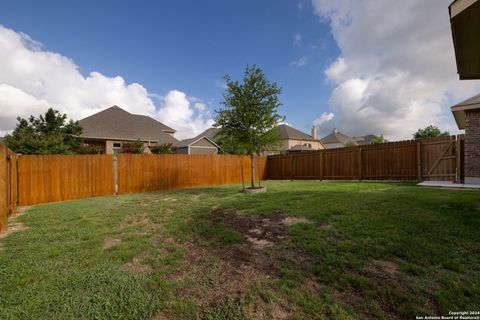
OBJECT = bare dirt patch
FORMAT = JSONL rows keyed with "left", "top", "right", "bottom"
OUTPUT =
{"left": 372, "top": 260, "right": 398, "bottom": 277}
{"left": 0, "top": 222, "right": 28, "bottom": 239}
{"left": 103, "top": 237, "right": 121, "bottom": 249}
{"left": 124, "top": 256, "right": 152, "bottom": 274}
{"left": 282, "top": 216, "right": 313, "bottom": 226}
{"left": 157, "top": 210, "right": 325, "bottom": 319}
{"left": 214, "top": 210, "right": 287, "bottom": 248}
{"left": 0, "top": 206, "right": 35, "bottom": 240}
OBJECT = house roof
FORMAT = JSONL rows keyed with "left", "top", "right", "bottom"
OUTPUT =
{"left": 192, "top": 128, "right": 221, "bottom": 142}
{"left": 178, "top": 136, "right": 220, "bottom": 148}
{"left": 177, "top": 128, "right": 221, "bottom": 148}
{"left": 321, "top": 129, "right": 380, "bottom": 146}
{"left": 275, "top": 124, "right": 317, "bottom": 141}
{"left": 320, "top": 129, "right": 356, "bottom": 145}
{"left": 79, "top": 106, "right": 179, "bottom": 144}
{"left": 451, "top": 93, "right": 480, "bottom": 129}
{"left": 354, "top": 134, "right": 379, "bottom": 146}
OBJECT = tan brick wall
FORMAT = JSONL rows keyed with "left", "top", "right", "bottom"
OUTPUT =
{"left": 465, "top": 110, "right": 480, "bottom": 182}
{"left": 285, "top": 139, "right": 324, "bottom": 150}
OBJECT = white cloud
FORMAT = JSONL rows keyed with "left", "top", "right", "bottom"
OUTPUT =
{"left": 313, "top": 112, "right": 334, "bottom": 126}
{"left": 311, "top": 0, "right": 480, "bottom": 140}
{"left": 293, "top": 33, "right": 302, "bottom": 47}
{"left": 325, "top": 57, "right": 347, "bottom": 81}
{"left": 290, "top": 56, "right": 307, "bottom": 67}
{"left": 0, "top": 25, "right": 212, "bottom": 139}
{"left": 157, "top": 90, "right": 214, "bottom": 139}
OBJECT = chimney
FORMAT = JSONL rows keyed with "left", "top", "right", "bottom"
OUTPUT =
{"left": 311, "top": 126, "right": 317, "bottom": 139}
{"left": 333, "top": 128, "right": 338, "bottom": 134}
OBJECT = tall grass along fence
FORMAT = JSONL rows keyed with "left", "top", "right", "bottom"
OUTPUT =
{"left": 0, "top": 145, "right": 17, "bottom": 233}
{"left": 17, "top": 154, "right": 267, "bottom": 206}
{"left": 267, "top": 135, "right": 464, "bottom": 182}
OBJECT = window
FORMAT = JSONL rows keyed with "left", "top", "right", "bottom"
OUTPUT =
{"left": 113, "top": 142, "right": 122, "bottom": 148}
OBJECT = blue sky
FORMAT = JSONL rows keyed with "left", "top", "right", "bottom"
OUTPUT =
{"left": 0, "top": 0, "right": 338, "bottom": 134}
{"left": 1, "top": 0, "right": 479, "bottom": 140}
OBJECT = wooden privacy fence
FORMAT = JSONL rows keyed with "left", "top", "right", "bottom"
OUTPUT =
{"left": 117, "top": 154, "right": 266, "bottom": 194}
{"left": 17, "top": 154, "right": 115, "bottom": 205}
{"left": 0, "top": 134, "right": 465, "bottom": 232}
{"left": 267, "top": 135, "right": 464, "bottom": 182}
{"left": 17, "top": 154, "right": 267, "bottom": 206}
{"left": 0, "top": 145, "right": 18, "bottom": 233}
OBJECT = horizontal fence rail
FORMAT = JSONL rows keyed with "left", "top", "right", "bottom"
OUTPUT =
{"left": 267, "top": 135, "right": 463, "bottom": 182}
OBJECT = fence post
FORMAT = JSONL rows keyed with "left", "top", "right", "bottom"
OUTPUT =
{"left": 456, "top": 135, "right": 461, "bottom": 183}
{"left": 290, "top": 155, "right": 294, "bottom": 180}
{"left": 417, "top": 141, "right": 422, "bottom": 181}
{"left": 0, "top": 145, "right": 7, "bottom": 233}
{"left": 319, "top": 151, "right": 323, "bottom": 181}
{"left": 358, "top": 148, "right": 362, "bottom": 181}
{"left": 113, "top": 154, "right": 118, "bottom": 195}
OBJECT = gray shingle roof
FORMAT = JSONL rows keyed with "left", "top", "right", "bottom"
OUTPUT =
{"left": 321, "top": 129, "right": 380, "bottom": 146}
{"left": 178, "top": 136, "right": 219, "bottom": 148}
{"left": 193, "top": 128, "right": 220, "bottom": 141}
{"left": 79, "top": 106, "right": 179, "bottom": 145}
{"left": 275, "top": 124, "right": 317, "bottom": 141}
{"left": 178, "top": 128, "right": 221, "bottom": 147}
{"left": 320, "top": 129, "right": 355, "bottom": 145}
{"left": 453, "top": 93, "right": 480, "bottom": 107}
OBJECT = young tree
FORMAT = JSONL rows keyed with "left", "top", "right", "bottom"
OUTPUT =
{"left": 4, "top": 108, "right": 82, "bottom": 154}
{"left": 371, "top": 134, "right": 387, "bottom": 145}
{"left": 413, "top": 125, "right": 449, "bottom": 140}
{"left": 214, "top": 65, "right": 284, "bottom": 189}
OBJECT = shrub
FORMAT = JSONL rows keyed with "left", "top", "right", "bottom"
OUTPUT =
{"left": 150, "top": 143, "right": 177, "bottom": 154}
{"left": 76, "top": 145, "right": 103, "bottom": 154}
{"left": 120, "top": 140, "right": 144, "bottom": 154}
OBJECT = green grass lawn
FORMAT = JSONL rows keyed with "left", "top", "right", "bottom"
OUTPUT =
{"left": 0, "top": 181, "right": 479, "bottom": 319}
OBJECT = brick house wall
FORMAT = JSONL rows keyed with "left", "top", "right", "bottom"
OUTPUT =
{"left": 465, "top": 110, "right": 480, "bottom": 184}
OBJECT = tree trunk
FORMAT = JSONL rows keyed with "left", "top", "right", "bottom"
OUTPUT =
{"left": 250, "top": 154, "right": 255, "bottom": 188}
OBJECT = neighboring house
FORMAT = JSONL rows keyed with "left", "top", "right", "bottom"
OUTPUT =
{"left": 193, "top": 125, "right": 324, "bottom": 154}
{"left": 79, "top": 106, "right": 178, "bottom": 154}
{"left": 273, "top": 124, "right": 325, "bottom": 153}
{"left": 190, "top": 128, "right": 221, "bottom": 143}
{"left": 320, "top": 128, "right": 381, "bottom": 149}
{"left": 176, "top": 135, "right": 220, "bottom": 155}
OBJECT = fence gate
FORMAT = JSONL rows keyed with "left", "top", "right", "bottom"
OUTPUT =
{"left": 418, "top": 135, "right": 464, "bottom": 182}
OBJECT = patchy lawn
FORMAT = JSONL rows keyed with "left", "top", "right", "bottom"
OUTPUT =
{"left": 0, "top": 181, "right": 479, "bottom": 319}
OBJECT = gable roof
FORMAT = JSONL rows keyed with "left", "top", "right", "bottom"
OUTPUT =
{"left": 451, "top": 93, "right": 480, "bottom": 129}
{"left": 453, "top": 93, "right": 480, "bottom": 107}
{"left": 79, "top": 106, "right": 178, "bottom": 144}
{"left": 320, "top": 129, "right": 356, "bottom": 145}
{"left": 275, "top": 124, "right": 317, "bottom": 141}
{"left": 193, "top": 128, "right": 221, "bottom": 142}
{"left": 178, "top": 136, "right": 220, "bottom": 148}
{"left": 321, "top": 129, "right": 380, "bottom": 146}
